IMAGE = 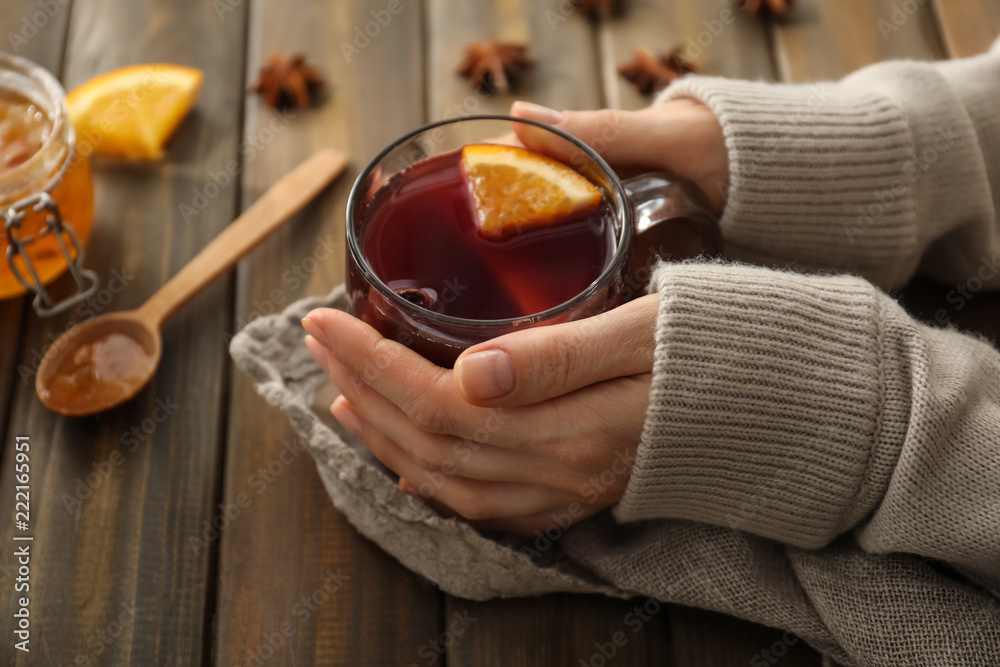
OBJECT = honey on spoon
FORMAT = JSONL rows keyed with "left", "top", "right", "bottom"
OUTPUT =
{"left": 35, "top": 148, "right": 348, "bottom": 417}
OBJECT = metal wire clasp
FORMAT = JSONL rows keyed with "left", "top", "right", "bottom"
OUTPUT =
{"left": 4, "top": 192, "right": 99, "bottom": 318}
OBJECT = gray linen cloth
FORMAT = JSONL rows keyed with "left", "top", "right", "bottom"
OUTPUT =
{"left": 228, "top": 285, "right": 623, "bottom": 601}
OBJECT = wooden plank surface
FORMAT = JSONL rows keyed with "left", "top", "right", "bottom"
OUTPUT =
{"left": 212, "top": 1, "right": 441, "bottom": 666}
{"left": 0, "top": 0, "right": 71, "bottom": 657}
{"left": 426, "top": 0, "right": 604, "bottom": 118}
{"left": 605, "top": 0, "right": 776, "bottom": 111}
{"left": 447, "top": 593, "right": 674, "bottom": 667}
{"left": 774, "top": 0, "right": 945, "bottom": 82}
{"left": 933, "top": 0, "right": 1000, "bottom": 58}
{"left": 0, "top": 1, "right": 993, "bottom": 666}
{"left": 0, "top": 0, "right": 248, "bottom": 663}
{"left": 669, "top": 606, "right": 825, "bottom": 667}
{"left": 0, "top": 0, "right": 75, "bottom": 499}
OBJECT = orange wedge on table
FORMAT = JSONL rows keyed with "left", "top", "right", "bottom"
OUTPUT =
{"left": 461, "top": 144, "right": 602, "bottom": 240}
{"left": 67, "top": 64, "right": 203, "bottom": 160}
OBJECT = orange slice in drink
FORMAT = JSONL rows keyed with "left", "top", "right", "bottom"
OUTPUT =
{"left": 461, "top": 144, "right": 602, "bottom": 240}
{"left": 67, "top": 64, "right": 203, "bottom": 160}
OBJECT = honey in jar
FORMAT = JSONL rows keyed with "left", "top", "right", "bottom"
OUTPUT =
{"left": 0, "top": 54, "right": 94, "bottom": 302}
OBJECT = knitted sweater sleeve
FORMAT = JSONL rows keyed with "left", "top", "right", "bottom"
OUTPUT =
{"left": 652, "top": 41, "right": 1000, "bottom": 290}
{"left": 613, "top": 44, "right": 1000, "bottom": 577}
{"left": 615, "top": 263, "right": 1000, "bottom": 577}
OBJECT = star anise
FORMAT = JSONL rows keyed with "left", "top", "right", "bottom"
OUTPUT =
{"left": 576, "top": 0, "right": 627, "bottom": 20}
{"left": 733, "top": 0, "right": 793, "bottom": 17}
{"left": 249, "top": 53, "right": 324, "bottom": 109}
{"left": 618, "top": 47, "right": 697, "bottom": 96}
{"left": 456, "top": 38, "right": 533, "bottom": 94}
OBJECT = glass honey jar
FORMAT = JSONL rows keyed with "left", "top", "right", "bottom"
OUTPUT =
{"left": 0, "top": 53, "right": 96, "bottom": 316}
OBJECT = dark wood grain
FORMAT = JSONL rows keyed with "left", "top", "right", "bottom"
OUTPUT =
{"left": 0, "top": 0, "right": 76, "bottom": 493}
{"left": 0, "top": 1, "right": 993, "bottom": 666}
{"left": 0, "top": 0, "right": 72, "bottom": 659}
{"left": 932, "top": 0, "right": 1000, "bottom": 58}
{"left": 427, "top": 0, "right": 603, "bottom": 118}
{"left": 773, "top": 0, "right": 946, "bottom": 82}
{"left": 604, "top": 0, "right": 776, "bottom": 111}
{"left": 447, "top": 593, "right": 673, "bottom": 667}
{"left": 0, "top": 302, "right": 24, "bottom": 459}
{"left": 0, "top": 0, "right": 248, "bottom": 664}
{"left": 669, "top": 606, "right": 822, "bottom": 667}
{"left": 212, "top": 1, "right": 441, "bottom": 666}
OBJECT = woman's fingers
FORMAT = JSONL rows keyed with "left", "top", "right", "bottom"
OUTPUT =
{"left": 303, "top": 310, "right": 587, "bottom": 449}
{"left": 303, "top": 315, "right": 649, "bottom": 475}
{"left": 312, "top": 338, "right": 586, "bottom": 489}
{"left": 453, "top": 295, "right": 658, "bottom": 406}
{"left": 334, "top": 397, "right": 579, "bottom": 521}
{"left": 511, "top": 102, "right": 658, "bottom": 169}
{"left": 510, "top": 99, "right": 729, "bottom": 215}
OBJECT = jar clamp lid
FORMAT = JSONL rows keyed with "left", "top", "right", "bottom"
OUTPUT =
{"left": 4, "top": 164, "right": 99, "bottom": 317}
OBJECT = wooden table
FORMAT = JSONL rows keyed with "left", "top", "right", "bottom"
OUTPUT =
{"left": 0, "top": 1, "right": 997, "bottom": 665}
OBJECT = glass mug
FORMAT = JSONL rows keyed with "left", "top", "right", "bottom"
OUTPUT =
{"left": 346, "top": 115, "right": 719, "bottom": 367}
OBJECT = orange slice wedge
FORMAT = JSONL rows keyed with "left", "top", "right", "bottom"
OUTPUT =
{"left": 461, "top": 144, "right": 602, "bottom": 239}
{"left": 67, "top": 64, "right": 203, "bottom": 160}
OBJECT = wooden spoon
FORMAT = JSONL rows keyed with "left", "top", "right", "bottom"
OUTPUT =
{"left": 35, "top": 148, "right": 348, "bottom": 417}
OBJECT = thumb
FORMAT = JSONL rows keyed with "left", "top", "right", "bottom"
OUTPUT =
{"left": 453, "top": 295, "right": 658, "bottom": 407}
{"left": 510, "top": 101, "right": 664, "bottom": 170}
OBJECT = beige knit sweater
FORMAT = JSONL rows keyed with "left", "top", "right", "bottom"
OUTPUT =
{"left": 560, "top": 41, "right": 1000, "bottom": 665}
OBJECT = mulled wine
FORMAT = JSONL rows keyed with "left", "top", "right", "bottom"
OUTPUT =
{"left": 360, "top": 149, "right": 614, "bottom": 321}
{"left": 348, "top": 142, "right": 627, "bottom": 367}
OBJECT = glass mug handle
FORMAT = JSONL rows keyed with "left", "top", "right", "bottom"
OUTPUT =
{"left": 621, "top": 172, "right": 721, "bottom": 298}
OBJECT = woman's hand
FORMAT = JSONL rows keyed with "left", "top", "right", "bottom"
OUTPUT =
{"left": 301, "top": 98, "right": 727, "bottom": 534}
{"left": 302, "top": 294, "right": 658, "bottom": 536}
{"left": 510, "top": 98, "right": 729, "bottom": 216}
